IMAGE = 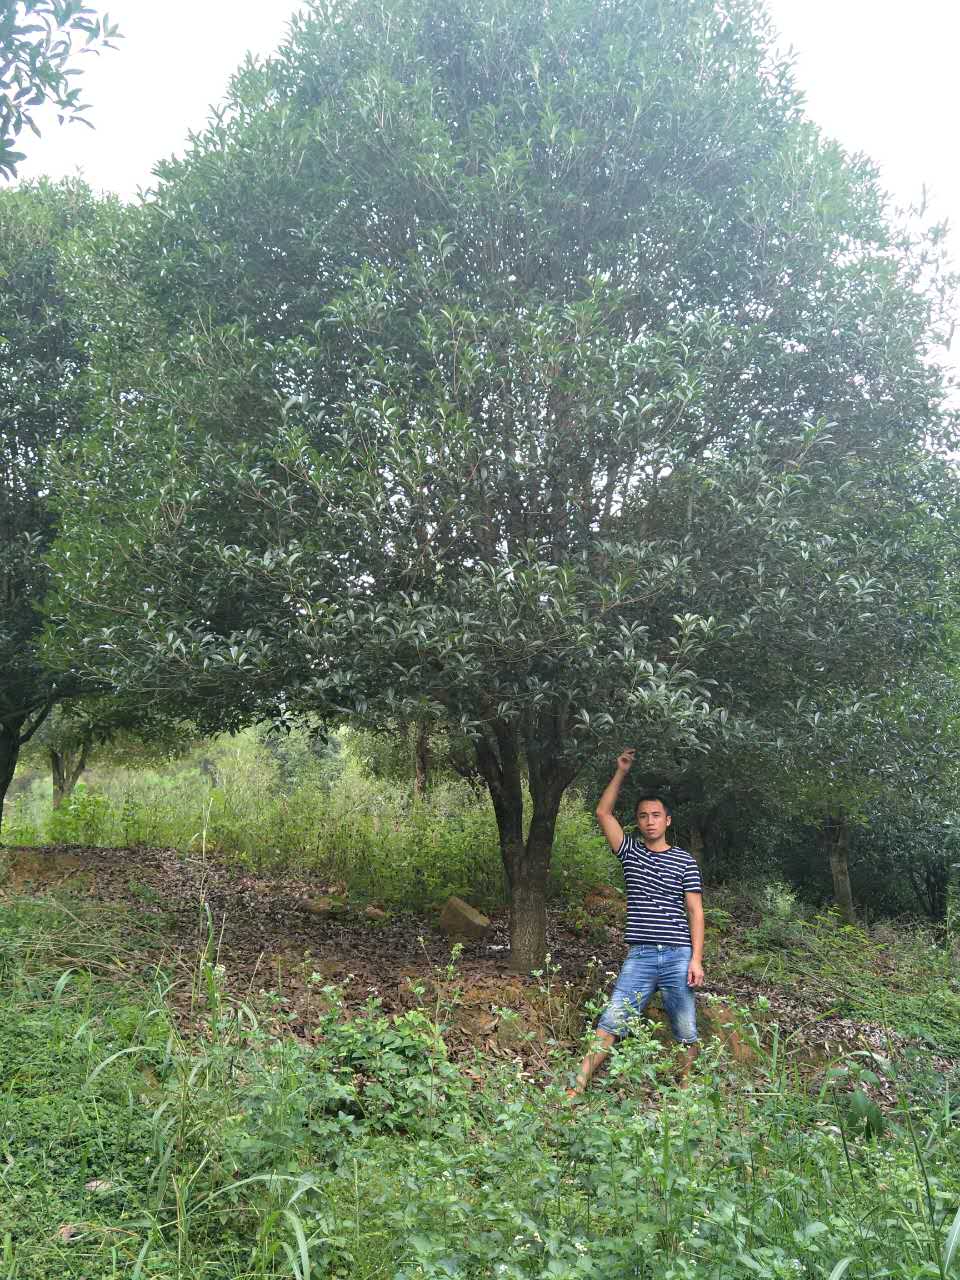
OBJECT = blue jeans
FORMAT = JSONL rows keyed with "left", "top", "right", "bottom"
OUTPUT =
{"left": 597, "top": 944, "right": 698, "bottom": 1043}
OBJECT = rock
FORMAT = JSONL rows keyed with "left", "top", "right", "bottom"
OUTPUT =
{"left": 438, "top": 896, "right": 491, "bottom": 941}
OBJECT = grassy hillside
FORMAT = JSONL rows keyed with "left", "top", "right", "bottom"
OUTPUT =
{"left": 2, "top": 873, "right": 959, "bottom": 1280}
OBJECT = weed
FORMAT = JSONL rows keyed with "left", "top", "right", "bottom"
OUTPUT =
{"left": 3, "top": 893, "right": 960, "bottom": 1278}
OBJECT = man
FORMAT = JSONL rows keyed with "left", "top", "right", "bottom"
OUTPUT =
{"left": 571, "top": 747, "right": 705, "bottom": 1095}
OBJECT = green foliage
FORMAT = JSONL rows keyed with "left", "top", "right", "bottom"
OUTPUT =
{"left": 0, "top": 181, "right": 103, "bottom": 739}
{"left": 3, "top": 894, "right": 960, "bottom": 1279}
{"left": 0, "top": 2, "right": 120, "bottom": 176}
{"left": 343, "top": 722, "right": 480, "bottom": 788}
{"left": 45, "top": 781, "right": 109, "bottom": 843}
{"left": 726, "top": 903, "right": 960, "bottom": 1057}
{"left": 307, "top": 991, "right": 472, "bottom": 1137}
{"left": 0, "top": 179, "right": 163, "bottom": 834}
{"left": 6, "top": 728, "right": 615, "bottom": 909}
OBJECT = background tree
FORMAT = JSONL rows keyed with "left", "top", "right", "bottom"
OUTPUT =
{"left": 0, "top": 179, "right": 161, "bottom": 834}
{"left": 49, "top": 0, "right": 957, "bottom": 967}
{"left": 0, "top": 178, "right": 111, "bottom": 830}
{"left": 674, "top": 658, "right": 960, "bottom": 923}
{"left": 772, "top": 671, "right": 960, "bottom": 922}
{"left": 15, "top": 696, "right": 192, "bottom": 809}
{"left": 344, "top": 722, "right": 484, "bottom": 795}
{"left": 0, "top": 1, "right": 119, "bottom": 176}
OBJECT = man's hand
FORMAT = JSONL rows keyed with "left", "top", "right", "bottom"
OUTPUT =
{"left": 596, "top": 749, "right": 635, "bottom": 853}
{"left": 687, "top": 958, "right": 705, "bottom": 988}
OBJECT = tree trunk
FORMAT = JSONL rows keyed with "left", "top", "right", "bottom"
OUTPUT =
{"left": 826, "top": 814, "right": 856, "bottom": 924}
{"left": 50, "top": 739, "right": 90, "bottom": 809}
{"left": 686, "top": 820, "right": 704, "bottom": 864}
{"left": 0, "top": 720, "right": 25, "bottom": 839}
{"left": 507, "top": 854, "right": 550, "bottom": 973}
{"left": 474, "top": 725, "right": 572, "bottom": 972}
{"left": 413, "top": 722, "right": 430, "bottom": 798}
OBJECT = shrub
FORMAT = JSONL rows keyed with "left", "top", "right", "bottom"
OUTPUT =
{"left": 47, "top": 783, "right": 111, "bottom": 845}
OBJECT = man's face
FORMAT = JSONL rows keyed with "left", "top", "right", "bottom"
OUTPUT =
{"left": 636, "top": 800, "right": 671, "bottom": 845}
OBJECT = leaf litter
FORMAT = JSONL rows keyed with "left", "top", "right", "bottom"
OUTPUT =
{"left": 1, "top": 844, "right": 953, "bottom": 1103}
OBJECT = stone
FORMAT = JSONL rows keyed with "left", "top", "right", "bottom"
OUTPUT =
{"left": 438, "top": 895, "right": 491, "bottom": 941}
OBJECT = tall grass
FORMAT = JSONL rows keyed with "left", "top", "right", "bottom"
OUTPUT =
{"left": 3, "top": 894, "right": 959, "bottom": 1280}
{"left": 3, "top": 731, "right": 617, "bottom": 910}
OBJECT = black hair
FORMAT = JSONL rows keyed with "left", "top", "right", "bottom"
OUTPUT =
{"left": 635, "top": 792, "right": 673, "bottom": 819}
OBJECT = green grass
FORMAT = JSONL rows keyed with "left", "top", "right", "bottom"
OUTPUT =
{"left": 3, "top": 732, "right": 617, "bottom": 913}
{"left": 2, "top": 894, "right": 960, "bottom": 1279}
{"left": 714, "top": 887, "right": 960, "bottom": 1057}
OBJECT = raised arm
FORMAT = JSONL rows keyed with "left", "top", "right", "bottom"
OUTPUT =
{"left": 595, "top": 748, "right": 635, "bottom": 852}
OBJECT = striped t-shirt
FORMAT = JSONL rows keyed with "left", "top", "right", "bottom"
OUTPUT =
{"left": 616, "top": 835, "right": 702, "bottom": 945}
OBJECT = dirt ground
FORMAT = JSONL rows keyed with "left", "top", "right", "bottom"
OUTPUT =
{"left": 0, "top": 844, "right": 920, "bottom": 1090}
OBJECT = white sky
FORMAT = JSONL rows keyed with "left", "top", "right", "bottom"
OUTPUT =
{"left": 10, "top": 0, "right": 960, "bottom": 350}
{"left": 12, "top": 1, "right": 960, "bottom": 220}
{"left": 14, "top": 1, "right": 296, "bottom": 198}
{"left": 765, "top": 0, "right": 959, "bottom": 232}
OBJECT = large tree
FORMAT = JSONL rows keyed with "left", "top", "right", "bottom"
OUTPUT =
{"left": 0, "top": 180, "right": 165, "bottom": 833}
{"left": 49, "top": 0, "right": 957, "bottom": 967}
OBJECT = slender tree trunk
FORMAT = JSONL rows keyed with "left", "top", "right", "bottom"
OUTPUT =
{"left": 0, "top": 720, "right": 25, "bottom": 839}
{"left": 686, "top": 819, "right": 704, "bottom": 863}
{"left": 413, "top": 722, "right": 430, "bottom": 798}
{"left": 826, "top": 813, "right": 856, "bottom": 924}
{"left": 50, "top": 740, "right": 90, "bottom": 809}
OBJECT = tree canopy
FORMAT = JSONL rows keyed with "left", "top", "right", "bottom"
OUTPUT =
{"left": 48, "top": 0, "right": 959, "bottom": 966}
